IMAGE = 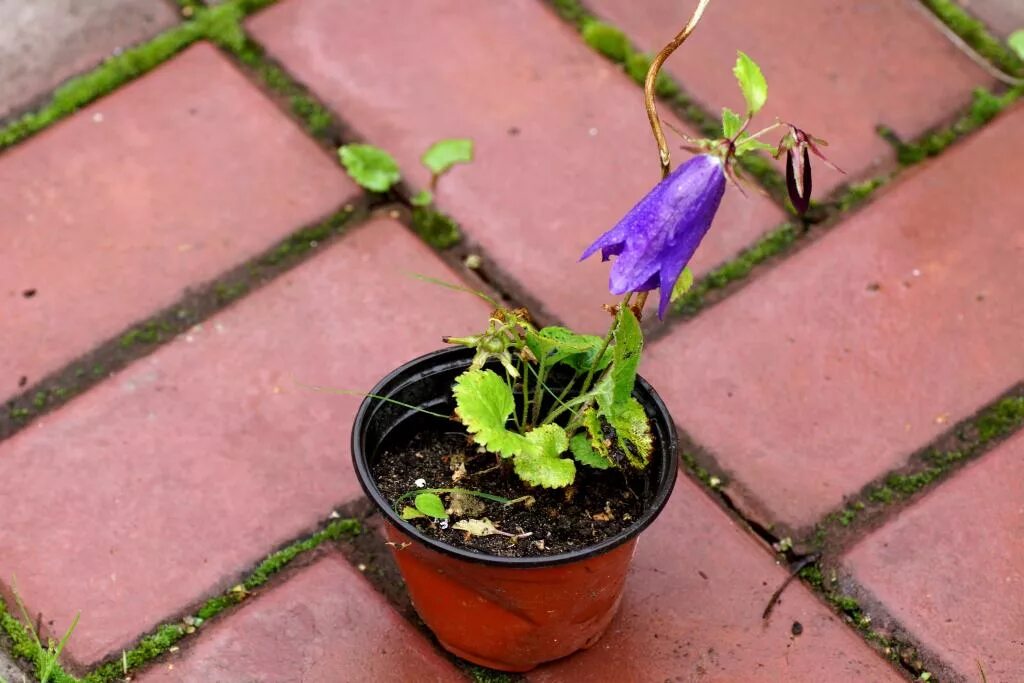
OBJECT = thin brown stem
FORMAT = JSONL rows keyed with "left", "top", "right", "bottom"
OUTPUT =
{"left": 644, "top": 0, "right": 713, "bottom": 179}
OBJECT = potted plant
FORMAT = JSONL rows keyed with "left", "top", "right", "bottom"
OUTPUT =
{"left": 343, "top": 1, "right": 838, "bottom": 672}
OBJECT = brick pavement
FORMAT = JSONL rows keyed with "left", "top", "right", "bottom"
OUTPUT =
{"left": 0, "top": 1, "right": 1021, "bottom": 681}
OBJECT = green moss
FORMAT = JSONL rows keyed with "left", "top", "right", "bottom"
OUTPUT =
{"left": 119, "top": 320, "right": 173, "bottom": 348}
{"left": 894, "top": 87, "right": 1021, "bottom": 166}
{"left": 468, "top": 667, "right": 519, "bottom": 683}
{"left": 672, "top": 224, "right": 797, "bottom": 316}
{"left": 8, "top": 407, "right": 33, "bottom": 421}
{"left": 547, "top": 0, "right": 590, "bottom": 28}
{"left": 975, "top": 396, "right": 1024, "bottom": 443}
{"left": 0, "top": 3, "right": 251, "bottom": 151}
{"left": 261, "top": 207, "right": 358, "bottom": 266}
{"left": 83, "top": 519, "right": 360, "bottom": 683}
{"left": 919, "top": 0, "right": 1024, "bottom": 76}
{"left": 581, "top": 20, "right": 631, "bottom": 62}
{"left": 833, "top": 177, "right": 888, "bottom": 213}
{"left": 411, "top": 207, "right": 462, "bottom": 249}
{"left": 837, "top": 508, "right": 857, "bottom": 527}
{"left": 0, "top": 598, "right": 78, "bottom": 683}
{"left": 214, "top": 281, "right": 249, "bottom": 304}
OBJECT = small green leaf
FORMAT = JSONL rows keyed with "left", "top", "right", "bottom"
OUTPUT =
{"left": 721, "top": 107, "right": 743, "bottom": 139}
{"left": 733, "top": 51, "right": 767, "bottom": 115}
{"left": 338, "top": 144, "right": 401, "bottom": 192}
{"left": 421, "top": 139, "right": 474, "bottom": 176}
{"left": 453, "top": 369, "right": 525, "bottom": 457}
{"left": 514, "top": 424, "right": 575, "bottom": 488}
{"left": 1009, "top": 30, "right": 1024, "bottom": 60}
{"left": 401, "top": 506, "right": 426, "bottom": 520}
{"left": 670, "top": 267, "right": 694, "bottom": 303}
{"left": 414, "top": 492, "right": 448, "bottom": 520}
{"left": 581, "top": 20, "right": 631, "bottom": 62}
{"left": 570, "top": 432, "right": 612, "bottom": 469}
{"left": 411, "top": 189, "right": 433, "bottom": 207}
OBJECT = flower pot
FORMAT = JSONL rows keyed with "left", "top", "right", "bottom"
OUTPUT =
{"left": 351, "top": 347, "right": 678, "bottom": 672}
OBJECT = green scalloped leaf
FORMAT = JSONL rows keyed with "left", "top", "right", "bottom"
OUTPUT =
{"left": 1009, "top": 30, "right": 1024, "bottom": 61}
{"left": 452, "top": 369, "right": 525, "bottom": 458}
{"left": 525, "top": 326, "right": 611, "bottom": 372}
{"left": 514, "top": 424, "right": 575, "bottom": 488}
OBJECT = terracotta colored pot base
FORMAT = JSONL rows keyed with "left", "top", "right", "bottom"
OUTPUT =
{"left": 385, "top": 523, "right": 635, "bottom": 672}
{"left": 352, "top": 348, "right": 678, "bottom": 673}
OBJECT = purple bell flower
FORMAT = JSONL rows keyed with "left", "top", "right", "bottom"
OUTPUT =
{"left": 581, "top": 154, "right": 726, "bottom": 319}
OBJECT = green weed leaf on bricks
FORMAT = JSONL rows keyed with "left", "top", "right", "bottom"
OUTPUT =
{"left": 422, "top": 138, "right": 474, "bottom": 177}
{"left": 733, "top": 51, "right": 767, "bottom": 114}
{"left": 338, "top": 144, "right": 401, "bottom": 192}
{"left": 1009, "top": 30, "right": 1024, "bottom": 60}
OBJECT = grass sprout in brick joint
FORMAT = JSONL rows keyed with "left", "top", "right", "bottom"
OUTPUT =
{"left": 342, "top": 0, "right": 840, "bottom": 671}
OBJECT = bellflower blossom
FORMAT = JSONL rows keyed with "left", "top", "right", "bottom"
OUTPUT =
{"left": 580, "top": 154, "right": 726, "bottom": 319}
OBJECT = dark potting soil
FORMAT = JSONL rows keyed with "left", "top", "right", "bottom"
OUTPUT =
{"left": 372, "top": 428, "right": 657, "bottom": 558}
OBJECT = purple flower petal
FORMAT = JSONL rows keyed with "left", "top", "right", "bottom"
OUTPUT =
{"left": 581, "top": 154, "right": 726, "bottom": 318}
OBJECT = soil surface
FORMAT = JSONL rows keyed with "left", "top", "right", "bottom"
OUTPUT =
{"left": 372, "top": 427, "right": 657, "bottom": 558}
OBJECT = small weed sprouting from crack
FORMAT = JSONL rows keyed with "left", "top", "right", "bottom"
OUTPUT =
{"left": 81, "top": 517, "right": 360, "bottom": 683}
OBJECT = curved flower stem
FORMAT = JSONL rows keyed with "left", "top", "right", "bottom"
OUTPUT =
{"left": 644, "top": 0, "right": 713, "bottom": 179}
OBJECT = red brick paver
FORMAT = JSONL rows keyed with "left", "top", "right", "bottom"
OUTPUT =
{"left": 138, "top": 553, "right": 464, "bottom": 683}
{"left": 248, "top": 0, "right": 784, "bottom": 333}
{"left": 955, "top": 0, "right": 1024, "bottom": 38}
{"left": 0, "top": 42, "right": 354, "bottom": 403}
{"left": 587, "top": 0, "right": 991, "bottom": 193}
{"left": 843, "top": 431, "right": 1024, "bottom": 681}
{"left": 643, "top": 102, "right": 1024, "bottom": 533}
{"left": 0, "top": 218, "right": 490, "bottom": 668}
{"left": 530, "top": 476, "right": 899, "bottom": 681}
{"left": 0, "top": 0, "right": 179, "bottom": 120}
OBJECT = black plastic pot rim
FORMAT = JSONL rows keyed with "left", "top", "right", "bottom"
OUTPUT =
{"left": 351, "top": 347, "right": 679, "bottom": 568}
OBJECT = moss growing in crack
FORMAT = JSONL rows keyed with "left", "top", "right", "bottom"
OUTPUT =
{"left": 0, "top": 598, "right": 78, "bottom": 683}
{"left": 411, "top": 207, "right": 462, "bottom": 249}
{"left": 671, "top": 224, "right": 797, "bottom": 316}
{"left": 0, "top": 3, "right": 250, "bottom": 151}
{"left": 228, "top": 39, "right": 337, "bottom": 141}
{"left": 468, "top": 666, "right": 519, "bottom": 683}
{"left": 975, "top": 396, "right": 1024, "bottom": 443}
{"left": 919, "top": 0, "right": 1024, "bottom": 76}
{"left": 261, "top": 206, "right": 359, "bottom": 266}
{"left": 894, "top": 87, "right": 1020, "bottom": 166}
{"left": 547, "top": 0, "right": 590, "bottom": 28}
{"left": 83, "top": 519, "right": 360, "bottom": 683}
{"left": 833, "top": 177, "right": 888, "bottom": 213}
{"left": 119, "top": 320, "right": 174, "bottom": 348}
